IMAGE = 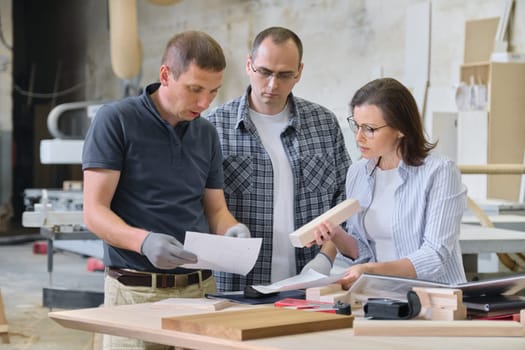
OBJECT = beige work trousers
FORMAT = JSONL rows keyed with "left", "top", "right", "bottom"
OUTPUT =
{"left": 102, "top": 272, "right": 216, "bottom": 350}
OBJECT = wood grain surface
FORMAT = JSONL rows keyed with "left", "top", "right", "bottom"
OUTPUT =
{"left": 162, "top": 307, "right": 354, "bottom": 340}
{"left": 353, "top": 319, "right": 524, "bottom": 337}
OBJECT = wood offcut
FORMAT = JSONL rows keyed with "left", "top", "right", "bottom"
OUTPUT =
{"left": 0, "top": 289, "right": 9, "bottom": 344}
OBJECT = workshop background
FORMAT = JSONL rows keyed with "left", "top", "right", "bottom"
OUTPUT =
{"left": 0, "top": 0, "right": 524, "bottom": 349}
{"left": 0, "top": 0, "right": 524, "bottom": 229}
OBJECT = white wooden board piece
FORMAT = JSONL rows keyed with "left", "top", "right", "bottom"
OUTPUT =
{"left": 353, "top": 319, "right": 524, "bottom": 337}
{"left": 289, "top": 199, "right": 361, "bottom": 248}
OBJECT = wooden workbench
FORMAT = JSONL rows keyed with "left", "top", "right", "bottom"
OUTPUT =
{"left": 49, "top": 302, "right": 525, "bottom": 350}
{"left": 459, "top": 223, "right": 525, "bottom": 254}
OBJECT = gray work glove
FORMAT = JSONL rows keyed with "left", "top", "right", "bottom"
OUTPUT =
{"left": 224, "top": 223, "right": 251, "bottom": 238}
{"left": 140, "top": 232, "right": 197, "bottom": 269}
{"left": 301, "top": 252, "right": 333, "bottom": 276}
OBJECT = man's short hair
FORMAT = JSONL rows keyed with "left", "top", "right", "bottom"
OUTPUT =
{"left": 162, "top": 31, "right": 226, "bottom": 79}
{"left": 250, "top": 26, "right": 303, "bottom": 64}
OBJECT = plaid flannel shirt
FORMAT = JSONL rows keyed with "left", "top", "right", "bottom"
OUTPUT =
{"left": 205, "top": 87, "right": 351, "bottom": 291}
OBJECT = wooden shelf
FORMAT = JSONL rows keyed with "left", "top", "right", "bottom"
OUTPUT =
{"left": 461, "top": 61, "right": 490, "bottom": 68}
{"left": 458, "top": 17, "right": 525, "bottom": 202}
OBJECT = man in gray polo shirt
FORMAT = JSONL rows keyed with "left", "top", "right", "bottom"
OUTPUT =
{"left": 82, "top": 31, "right": 249, "bottom": 350}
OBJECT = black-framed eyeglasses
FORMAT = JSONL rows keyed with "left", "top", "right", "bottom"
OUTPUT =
{"left": 249, "top": 62, "right": 298, "bottom": 81}
{"left": 347, "top": 116, "right": 388, "bottom": 139}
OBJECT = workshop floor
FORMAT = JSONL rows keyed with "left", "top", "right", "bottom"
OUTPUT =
{"left": 0, "top": 232, "right": 104, "bottom": 350}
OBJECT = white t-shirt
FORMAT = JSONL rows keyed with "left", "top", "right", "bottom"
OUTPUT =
{"left": 250, "top": 106, "right": 295, "bottom": 282}
{"left": 364, "top": 167, "right": 402, "bottom": 262}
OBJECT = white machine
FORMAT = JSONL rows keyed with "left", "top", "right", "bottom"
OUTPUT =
{"left": 19, "top": 0, "right": 184, "bottom": 309}
{"left": 39, "top": 101, "right": 104, "bottom": 164}
{"left": 21, "top": 103, "right": 105, "bottom": 310}
{"left": 22, "top": 100, "right": 106, "bottom": 229}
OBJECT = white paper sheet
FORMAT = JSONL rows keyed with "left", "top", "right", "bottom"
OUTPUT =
{"left": 181, "top": 231, "right": 262, "bottom": 276}
{"left": 252, "top": 269, "right": 346, "bottom": 294}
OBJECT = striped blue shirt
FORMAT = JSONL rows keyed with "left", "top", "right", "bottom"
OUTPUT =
{"left": 342, "top": 155, "right": 467, "bottom": 284}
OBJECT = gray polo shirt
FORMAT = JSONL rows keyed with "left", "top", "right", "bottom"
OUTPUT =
{"left": 82, "top": 83, "right": 224, "bottom": 273}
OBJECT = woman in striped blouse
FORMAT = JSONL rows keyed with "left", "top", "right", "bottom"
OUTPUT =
{"left": 310, "top": 77, "right": 467, "bottom": 289}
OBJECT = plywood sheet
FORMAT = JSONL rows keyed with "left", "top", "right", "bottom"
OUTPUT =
{"left": 353, "top": 319, "right": 524, "bottom": 337}
{"left": 487, "top": 62, "right": 525, "bottom": 201}
{"left": 464, "top": 17, "right": 499, "bottom": 63}
{"left": 162, "top": 307, "right": 353, "bottom": 341}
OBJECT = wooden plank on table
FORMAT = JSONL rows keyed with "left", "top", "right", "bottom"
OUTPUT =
{"left": 162, "top": 307, "right": 353, "bottom": 341}
{"left": 289, "top": 198, "right": 361, "bottom": 247}
{"left": 353, "top": 319, "right": 524, "bottom": 337}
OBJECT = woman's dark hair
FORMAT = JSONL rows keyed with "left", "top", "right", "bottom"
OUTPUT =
{"left": 162, "top": 31, "right": 226, "bottom": 79}
{"left": 350, "top": 77, "right": 436, "bottom": 166}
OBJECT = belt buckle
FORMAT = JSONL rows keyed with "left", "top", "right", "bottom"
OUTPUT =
{"left": 151, "top": 273, "right": 177, "bottom": 288}
{"left": 175, "top": 273, "right": 189, "bottom": 287}
{"left": 157, "top": 274, "right": 170, "bottom": 288}
{"left": 151, "top": 272, "right": 192, "bottom": 288}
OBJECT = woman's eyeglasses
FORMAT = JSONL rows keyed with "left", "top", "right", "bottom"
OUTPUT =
{"left": 347, "top": 116, "right": 388, "bottom": 139}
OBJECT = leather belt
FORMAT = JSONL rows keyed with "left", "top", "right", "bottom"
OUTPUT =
{"left": 107, "top": 268, "right": 212, "bottom": 288}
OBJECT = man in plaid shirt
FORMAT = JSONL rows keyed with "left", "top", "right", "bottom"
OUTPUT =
{"left": 206, "top": 27, "right": 351, "bottom": 292}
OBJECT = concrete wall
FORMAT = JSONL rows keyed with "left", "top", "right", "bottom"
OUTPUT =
{"left": 99, "top": 0, "right": 525, "bottom": 159}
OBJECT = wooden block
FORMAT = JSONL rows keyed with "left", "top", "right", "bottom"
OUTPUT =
{"left": 318, "top": 291, "right": 353, "bottom": 305}
{"left": 151, "top": 298, "right": 233, "bottom": 311}
{"left": 412, "top": 287, "right": 466, "bottom": 320}
{"left": 306, "top": 284, "right": 343, "bottom": 300}
{"left": 289, "top": 199, "right": 361, "bottom": 247}
{"left": 162, "top": 307, "right": 353, "bottom": 341}
{"left": 428, "top": 306, "right": 467, "bottom": 321}
{"left": 353, "top": 319, "right": 524, "bottom": 337}
{"left": 306, "top": 284, "right": 352, "bottom": 304}
{"left": 0, "top": 289, "right": 9, "bottom": 344}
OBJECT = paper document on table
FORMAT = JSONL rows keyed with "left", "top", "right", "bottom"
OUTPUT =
{"left": 252, "top": 269, "right": 345, "bottom": 294}
{"left": 181, "top": 231, "right": 262, "bottom": 276}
